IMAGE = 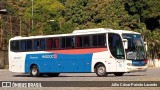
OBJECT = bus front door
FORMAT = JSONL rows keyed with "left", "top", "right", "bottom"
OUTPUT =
{"left": 116, "top": 59, "right": 125, "bottom": 72}
{"left": 108, "top": 33, "right": 125, "bottom": 72}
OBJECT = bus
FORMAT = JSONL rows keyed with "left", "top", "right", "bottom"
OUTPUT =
{"left": 9, "top": 28, "right": 148, "bottom": 77}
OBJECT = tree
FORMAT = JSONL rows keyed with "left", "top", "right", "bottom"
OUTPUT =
{"left": 64, "top": 0, "right": 129, "bottom": 30}
{"left": 125, "top": 0, "right": 160, "bottom": 31}
{"left": 24, "top": 0, "right": 65, "bottom": 35}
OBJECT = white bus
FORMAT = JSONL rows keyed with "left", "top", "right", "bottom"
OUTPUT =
{"left": 9, "top": 28, "right": 148, "bottom": 77}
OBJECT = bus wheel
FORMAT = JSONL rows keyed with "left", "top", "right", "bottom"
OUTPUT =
{"left": 114, "top": 73, "right": 124, "bottom": 76}
{"left": 48, "top": 73, "right": 60, "bottom": 77}
{"left": 30, "top": 65, "right": 41, "bottom": 77}
{"left": 96, "top": 64, "right": 107, "bottom": 77}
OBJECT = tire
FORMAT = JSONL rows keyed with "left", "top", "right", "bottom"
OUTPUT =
{"left": 48, "top": 73, "right": 60, "bottom": 77}
{"left": 95, "top": 64, "right": 108, "bottom": 77}
{"left": 114, "top": 72, "right": 124, "bottom": 76}
{"left": 30, "top": 65, "right": 41, "bottom": 77}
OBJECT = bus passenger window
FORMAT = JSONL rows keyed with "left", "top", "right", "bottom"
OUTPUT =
{"left": 11, "top": 41, "right": 19, "bottom": 51}
{"left": 54, "top": 38, "right": 59, "bottom": 49}
{"left": 34, "top": 39, "right": 40, "bottom": 50}
{"left": 20, "top": 40, "right": 26, "bottom": 51}
{"left": 76, "top": 36, "right": 82, "bottom": 48}
{"left": 66, "top": 37, "right": 73, "bottom": 48}
{"left": 40, "top": 39, "right": 46, "bottom": 50}
{"left": 98, "top": 34, "right": 106, "bottom": 47}
{"left": 83, "top": 36, "right": 90, "bottom": 47}
{"left": 61, "top": 37, "right": 65, "bottom": 48}
{"left": 27, "top": 40, "right": 33, "bottom": 51}
{"left": 72, "top": 37, "right": 75, "bottom": 48}
{"left": 47, "top": 38, "right": 53, "bottom": 49}
{"left": 92, "top": 35, "right": 98, "bottom": 47}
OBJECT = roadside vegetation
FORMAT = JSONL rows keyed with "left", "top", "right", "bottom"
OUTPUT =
{"left": 0, "top": 0, "right": 159, "bottom": 65}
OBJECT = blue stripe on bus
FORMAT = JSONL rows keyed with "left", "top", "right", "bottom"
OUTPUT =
{"left": 25, "top": 53, "right": 92, "bottom": 73}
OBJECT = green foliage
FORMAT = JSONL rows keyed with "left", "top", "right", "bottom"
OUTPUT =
{"left": 125, "top": 0, "right": 160, "bottom": 30}
{"left": 1, "top": 0, "right": 160, "bottom": 58}
{"left": 24, "top": 0, "right": 64, "bottom": 35}
{"left": 63, "top": 0, "right": 150, "bottom": 31}
{"left": 60, "top": 21, "right": 74, "bottom": 33}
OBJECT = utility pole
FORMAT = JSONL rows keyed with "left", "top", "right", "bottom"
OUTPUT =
{"left": 31, "top": 0, "right": 34, "bottom": 31}
{"left": 10, "top": 15, "right": 12, "bottom": 37}
{"left": 19, "top": 17, "right": 22, "bottom": 36}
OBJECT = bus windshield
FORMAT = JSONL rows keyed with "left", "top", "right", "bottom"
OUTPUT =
{"left": 122, "top": 34, "right": 146, "bottom": 60}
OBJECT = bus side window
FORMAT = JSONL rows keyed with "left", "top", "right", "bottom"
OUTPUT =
{"left": 34, "top": 39, "right": 40, "bottom": 50}
{"left": 27, "top": 40, "right": 33, "bottom": 51}
{"left": 47, "top": 38, "right": 53, "bottom": 49}
{"left": 92, "top": 35, "right": 98, "bottom": 47}
{"left": 72, "top": 37, "right": 75, "bottom": 48}
{"left": 11, "top": 41, "right": 19, "bottom": 51}
{"left": 61, "top": 37, "right": 65, "bottom": 48}
{"left": 83, "top": 36, "right": 90, "bottom": 47}
{"left": 20, "top": 40, "right": 26, "bottom": 51}
{"left": 66, "top": 37, "right": 73, "bottom": 48}
{"left": 98, "top": 34, "right": 106, "bottom": 47}
{"left": 76, "top": 36, "right": 82, "bottom": 48}
{"left": 40, "top": 39, "right": 46, "bottom": 50}
{"left": 54, "top": 38, "right": 59, "bottom": 49}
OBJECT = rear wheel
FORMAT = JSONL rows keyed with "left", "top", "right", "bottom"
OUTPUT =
{"left": 48, "top": 73, "right": 60, "bottom": 77}
{"left": 114, "top": 72, "right": 124, "bottom": 76}
{"left": 95, "top": 64, "right": 107, "bottom": 77}
{"left": 30, "top": 65, "right": 41, "bottom": 77}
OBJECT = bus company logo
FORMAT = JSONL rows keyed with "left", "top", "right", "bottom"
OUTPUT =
{"left": 42, "top": 55, "right": 54, "bottom": 58}
{"left": 2, "top": 82, "right": 11, "bottom": 87}
{"left": 42, "top": 54, "right": 58, "bottom": 59}
{"left": 54, "top": 54, "right": 57, "bottom": 59}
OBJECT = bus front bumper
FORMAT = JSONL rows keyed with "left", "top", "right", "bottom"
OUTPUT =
{"left": 125, "top": 66, "right": 148, "bottom": 72}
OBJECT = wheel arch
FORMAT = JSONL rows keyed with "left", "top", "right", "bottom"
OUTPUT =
{"left": 94, "top": 62, "right": 106, "bottom": 72}
{"left": 30, "top": 63, "right": 40, "bottom": 71}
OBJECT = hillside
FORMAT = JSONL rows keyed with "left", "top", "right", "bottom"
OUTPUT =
{"left": 0, "top": 0, "right": 160, "bottom": 59}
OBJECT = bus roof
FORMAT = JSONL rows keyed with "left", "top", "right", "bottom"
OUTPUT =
{"left": 10, "top": 28, "right": 140, "bottom": 40}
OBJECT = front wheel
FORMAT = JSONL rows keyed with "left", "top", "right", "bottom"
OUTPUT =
{"left": 114, "top": 72, "right": 124, "bottom": 76}
{"left": 30, "top": 65, "right": 41, "bottom": 77}
{"left": 95, "top": 64, "right": 108, "bottom": 77}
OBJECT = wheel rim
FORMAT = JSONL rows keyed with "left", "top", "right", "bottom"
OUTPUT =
{"left": 32, "top": 68, "right": 37, "bottom": 75}
{"left": 98, "top": 66, "right": 105, "bottom": 75}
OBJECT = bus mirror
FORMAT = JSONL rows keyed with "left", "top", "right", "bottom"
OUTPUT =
{"left": 144, "top": 42, "right": 148, "bottom": 51}
{"left": 123, "top": 39, "right": 128, "bottom": 49}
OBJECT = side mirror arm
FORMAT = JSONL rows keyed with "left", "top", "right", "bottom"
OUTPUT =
{"left": 123, "top": 39, "right": 128, "bottom": 49}
{"left": 144, "top": 42, "right": 148, "bottom": 51}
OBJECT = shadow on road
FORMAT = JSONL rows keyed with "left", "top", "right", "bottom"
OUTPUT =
{"left": 12, "top": 74, "right": 146, "bottom": 78}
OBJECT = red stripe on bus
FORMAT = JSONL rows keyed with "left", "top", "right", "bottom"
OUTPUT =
{"left": 46, "top": 48, "right": 107, "bottom": 54}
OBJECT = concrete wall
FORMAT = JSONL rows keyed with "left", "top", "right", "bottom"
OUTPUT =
{"left": 148, "top": 59, "right": 160, "bottom": 67}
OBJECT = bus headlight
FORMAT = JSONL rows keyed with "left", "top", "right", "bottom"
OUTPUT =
{"left": 127, "top": 63, "right": 132, "bottom": 66}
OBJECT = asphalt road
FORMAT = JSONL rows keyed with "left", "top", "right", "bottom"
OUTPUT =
{"left": 0, "top": 68, "right": 160, "bottom": 90}
{"left": 0, "top": 68, "right": 160, "bottom": 81}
